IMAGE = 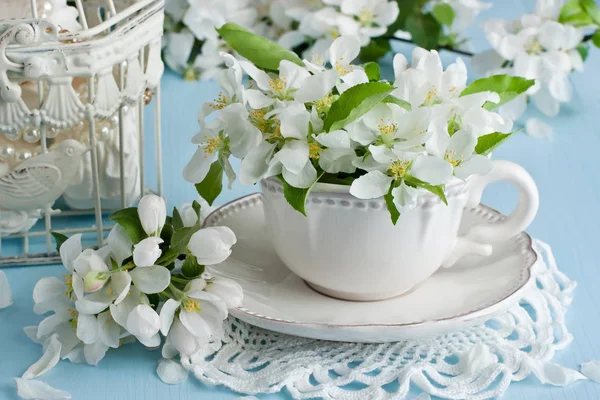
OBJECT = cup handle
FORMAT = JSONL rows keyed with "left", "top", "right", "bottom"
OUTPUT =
{"left": 442, "top": 160, "right": 539, "bottom": 268}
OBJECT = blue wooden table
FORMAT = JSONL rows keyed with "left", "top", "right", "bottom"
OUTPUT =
{"left": 2, "top": 1, "right": 600, "bottom": 398}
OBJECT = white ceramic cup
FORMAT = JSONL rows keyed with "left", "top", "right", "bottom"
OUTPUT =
{"left": 260, "top": 160, "right": 539, "bottom": 301}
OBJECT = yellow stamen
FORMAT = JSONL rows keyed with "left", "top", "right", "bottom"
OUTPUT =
{"left": 68, "top": 308, "right": 78, "bottom": 328}
{"left": 445, "top": 150, "right": 464, "bottom": 167}
{"left": 64, "top": 274, "right": 74, "bottom": 299}
{"left": 250, "top": 109, "right": 269, "bottom": 132}
{"left": 389, "top": 159, "right": 412, "bottom": 180}
{"left": 359, "top": 9, "right": 375, "bottom": 24}
{"left": 203, "top": 136, "right": 222, "bottom": 157}
{"left": 106, "top": 287, "right": 115, "bottom": 295}
{"left": 314, "top": 93, "right": 334, "bottom": 114}
{"left": 335, "top": 58, "right": 354, "bottom": 76}
{"left": 269, "top": 76, "right": 286, "bottom": 93}
{"left": 209, "top": 92, "right": 228, "bottom": 110}
{"left": 377, "top": 119, "right": 398, "bottom": 136}
{"left": 183, "top": 298, "right": 201, "bottom": 313}
{"left": 330, "top": 28, "right": 340, "bottom": 39}
{"left": 426, "top": 85, "right": 438, "bottom": 102}
{"left": 309, "top": 142, "right": 322, "bottom": 159}
{"left": 268, "top": 121, "right": 283, "bottom": 141}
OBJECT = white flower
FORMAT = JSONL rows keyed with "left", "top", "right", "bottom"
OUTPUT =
{"left": 0, "top": 270, "right": 12, "bottom": 309}
{"left": 126, "top": 304, "right": 161, "bottom": 347}
{"left": 133, "top": 237, "right": 163, "bottom": 268}
{"left": 339, "top": 0, "right": 399, "bottom": 45}
{"left": 183, "top": 0, "right": 258, "bottom": 41}
{"left": 205, "top": 277, "right": 244, "bottom": 308}
{"left": 138, "top": 194, "right": 167, "bottom": 236}
{"left": 106, "top": 225, "right": 132, "bottom": 266}
{"left": 428, "top": 129, "right": 493, "bottom": 179}
{"left": 188, "top": 227, "right": 237, "bottom": 266}
{"left": 160, "top": 280, "right": 228, "bottom": 356}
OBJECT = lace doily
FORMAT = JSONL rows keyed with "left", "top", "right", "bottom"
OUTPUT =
{"left": 181, "top": 239, "right": 576, "bottom": 400}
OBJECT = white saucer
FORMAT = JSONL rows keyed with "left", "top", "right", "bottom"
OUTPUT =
{"left": 204, "top": 194, "right": 537, "bottom": 343}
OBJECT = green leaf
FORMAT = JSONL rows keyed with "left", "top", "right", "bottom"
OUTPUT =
{"left": 474, "top": 132, "right": 514, "bottom": 155}
{"left": 51, "top": 231, "right": 69, "bottom": 252}
{"left": 382, "top": 95, "right": 412, "bottom": 111}
{"left": 171, "top": 226, "right": 197, "bottom": 253}
{"left": 405, "top": 176, "right": 447, "bottom": 205}
{"left": 580, "top": 0, "right": 600, "bottom": 25}
{"left": 278, "top": 172, "right": 324, "bottom": 216}
{"left": 592, "top": 30, "right": 600, "bottom": 47}
{"left": 432, "top": 3, "right": 455, "bottom": 26}
{"left": 181, "top": 254, "right": 205, "bottom": 279}
{"left": 359, "top": 38, "right": 391, "bottom": 62}
{"left": 318, "top": 173, "right": 356, "bottom": 186}
{"left": 192, "top": 200, "right": 202, "bottom": 217}
{"left": 216, "top": 22, "right": 303, "bottom": 71}
{"left": 559, "top": 0, "right": 593, "bottom": 25}
{"left": 384, "top": 189, "right": 401, "bottom": 225}
{"left": 195, "top": 161, "right": 223, "bottom": 206}
{"left": 460, "top": 74, "right": 535, "bottom": 110}
{"left": 363, "top": 62, "right": 381, "bottom": 81}
{"left": 324, "top": 82, "right": 395, "bottom": 132}
{"left": 172, "top": 207, "right": 184, "bottom": 231}
{"left": 160, "top": 223, "right": 174, "bottom": 246}
{"left": 108, "top": 208, "right": 146, "bottom": 244}
{"left": 405, "top": 12, "right": 442, "bottom": 50}
{"left": 577, "top": 43, "right": 590, "bottom": 60}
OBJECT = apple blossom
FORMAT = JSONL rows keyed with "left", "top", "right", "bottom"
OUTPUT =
{"left": 137, "top": 194, "right": 167, "bottom": 236}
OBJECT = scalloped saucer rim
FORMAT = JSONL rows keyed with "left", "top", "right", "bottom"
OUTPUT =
{"left": 203, "top": 193, "right": 537, "bottom": 343}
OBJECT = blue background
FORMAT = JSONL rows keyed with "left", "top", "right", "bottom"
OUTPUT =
{"left": 2, "top": 0, "right": 600, "bottom": 398}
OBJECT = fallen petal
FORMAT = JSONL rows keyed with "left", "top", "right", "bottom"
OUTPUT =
{"left": 14, "top": 378, "right": 71, "bottom": 400}
{"left": 22, "top": 334, "right": 62, "bottom": 379}
{"left": 581, "top": 360, "right": 600, "bottom": 383}
{"left": 156, "top": 358, "right": 189, "bottom": 385}
{"left": 525, "top": 118, "right": 553, "bottom": 140}
{"left": 0, "top": 270, "right": 13, "bottom": 309}
{"left": 529, "top": 359, "right": 587, "bottom": 386}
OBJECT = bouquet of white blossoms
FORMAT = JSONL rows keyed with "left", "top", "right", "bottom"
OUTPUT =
{"left": 26, "top": 195, "right": 242, "bottom": 373}
{"left": 183, "top": 24, "right": 534, "bottom": 222}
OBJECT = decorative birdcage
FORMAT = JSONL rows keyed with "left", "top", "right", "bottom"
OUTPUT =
{"left": 0, "top": 0, "right": 165, "bottom": 265}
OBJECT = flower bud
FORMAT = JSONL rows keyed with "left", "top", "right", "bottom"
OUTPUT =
{"left": 133, "top": 237, "right": 164, "bottom": 268}
{"left": 138, "top": 194, "right": 167, "bottom": 236}
{"left": 187, "top": 226, "right": 236, "bottom": 266}
{"left": 84, "top": 271, "right": 109, "bottom": 293}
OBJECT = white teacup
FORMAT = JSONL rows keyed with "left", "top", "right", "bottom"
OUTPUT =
{"left": 260, "top": 160, "right": 539, "bottom": 301}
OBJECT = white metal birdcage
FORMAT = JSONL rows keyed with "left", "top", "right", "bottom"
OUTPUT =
{"left": 0, "top": 0, "right": 165, "bottom": 265}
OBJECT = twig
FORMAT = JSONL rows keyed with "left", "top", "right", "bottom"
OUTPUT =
{"left": 389, "top": 36, "right": 474, "bottom": 57}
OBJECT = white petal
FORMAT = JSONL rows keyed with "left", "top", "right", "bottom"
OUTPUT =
{"left": 183, "top": 147, "right": 215, "bottom": 184}
{"left": 499, "top": 95, "right": 527, "bottom": 121}
{"left": 129, "top": 265, "right": 171, "bottom": 294}
{"left": 282, "top": 160, "right": 318, "bottom": 189}
{"left": 548, "top": 75, "right": 572, "bottom": 103}
{"left": 60, "top": 234, "right": 82, "bottom": 273}
{"left": 369, "top": 144, "right": 394, "bottom": 165}
{"left": 179, "top": 304, "right": 224, "bottom": 339}
{"left": 455, "top": 155, "right": 493, "bottom": 180}
{"left": 14, "top": 378, "right": 71, "bottom": 400}
{"left": 83, "top": 341, "right": 109, "bottom": 366}
{"left": 137, "top": 332, "right": 161, "bottom": 348}
{"left": 533, "top": 86, "right": 560, "bottom": 117}
{"left": 239, "top": 60, "right": 271, "bottom": 91}
{"left": 245, "top": 89, "right": 275, "bottom": 109}
{"left": 391, "top": 182, "right": 418, "bottom": 213}
{"left": 314, "top": 130, "right": 351, "bottom": 149}
{"left": 447, "top": 129, "right": 477, "bottom": 157}
{"left": 157, "top": 358, "right": 189, "bottom": 385}
{"left": 393, "top": 53, "right": 408, "bottom": 77}
{"left": 411, "top": 155, "right": 453, "bottom": 185}
{"left": 22, "top": 334, "right": 62, "bottom": 379}
{"left": 160, "top": 299, "right": 181, "bottom": 336}
{"left": 205, "top": 277, "right": 244, "bottom": 309}
{"left": 470, "top": 50, "right": 504, "bottom": 76}
{"left": 329, "top": 35, "right": 361, "bottom": 66}
{"left": 97, "top": 311, "right": 120, "bottom": 349}
{"left": 133, "top": 237, "right": 163, "bottom": 268}
{"left": 0, "top": 270, "right": 12, "bottom": 309}
{"left": 106, "top": 225, "right": 132, "bottom": 266}
{"left": 111, "top": 272, "right": 132, "bottom": 305}
{"left": 349, "top": 171, "right": 393, "bottom": 199}
{"left": 239, "top": 142, "right": 277, "bottom": 185}
{"left": 75, "top": 297, "right": 109, "bottom": 315}
{"left": 278, "top": 103, "right": 311, "bottom": 139}
{"left": 319, "top": 148, "right": 357, "bottom": 174}
{"left": 294, "top": 70, "right": 338, "bottom": 103}
{"left": 126, "top": 304, "right": 161, "bottom": 339}
{"left": 33, "top": 277, "right": 64, "bottom": 306}
{"left": 525, "top": 118, "right": 553, "bottom": 140}
{"left": 169, "top": 318, "right": 202, "bottom": 356}
{"left": 529, "top": 359, "right": 587, "bottom": 386}
{"left": 24, "top": 326, "right": 42, "bottom": 344}
{"left": 273, "top": 140, "right": 309, "bottom": 174}
{"left": 188, "top": 227, "right": 236, "bottom": 266}
{"left": 109, "top": 288, "right": 142, "bottom": 328}
{"left": 581, "top": 360, "right": 600, "bottom": 383}
{"left": 77, "top": 314, "right": 99, "bottom": 345}
{"left": 37, "top": 314, "right": 69, "bottom": 341}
